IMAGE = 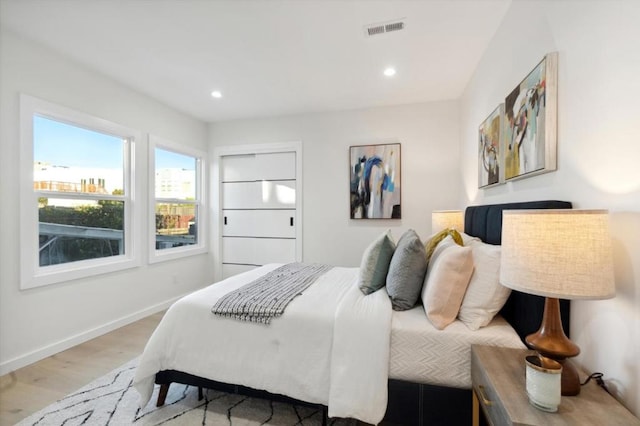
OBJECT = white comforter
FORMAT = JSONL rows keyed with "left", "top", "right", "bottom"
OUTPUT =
{"left": 133, "top": 264, "right": 392, "bottom": 425}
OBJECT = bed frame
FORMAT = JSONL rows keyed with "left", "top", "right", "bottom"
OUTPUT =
{"left": 155, "top": 200, "right": 572, "bottom": 425}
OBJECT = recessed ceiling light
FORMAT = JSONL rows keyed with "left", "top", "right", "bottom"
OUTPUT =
{"left": 383, "top": 67, "right": 396, "bottom": 77}
{"left": 211, "top": 90, "right": 223, "bottom": 98}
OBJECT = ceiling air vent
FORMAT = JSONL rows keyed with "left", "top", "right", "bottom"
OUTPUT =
{"left": 367, "top": 25, "right": 386, "bottom": 36}
{"left": 364, "top": 19, "right": 406, "bottom": 37}
{"left": 385, "top": 22, "right": 404, "bottom": 33}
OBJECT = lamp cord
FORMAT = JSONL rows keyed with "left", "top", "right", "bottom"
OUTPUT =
{"left": 581, "top": 372, "right": 611, "bottom": 395}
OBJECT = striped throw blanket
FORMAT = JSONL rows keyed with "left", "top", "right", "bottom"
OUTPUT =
{"left": 211, "top": 263, "right": 333, "bottom": 324}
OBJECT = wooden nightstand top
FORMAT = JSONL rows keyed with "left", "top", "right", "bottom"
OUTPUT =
{"left": 471, "top": 345, "right": 640, "bottom": 426}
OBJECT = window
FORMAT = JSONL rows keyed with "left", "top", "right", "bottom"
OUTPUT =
{"left": 149, "top": 136, "right": 206, "bottom": 262}
{"left": 20, "top": 95, "right": 141, "bottom": 289}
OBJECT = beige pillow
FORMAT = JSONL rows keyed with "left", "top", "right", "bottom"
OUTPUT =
{"left": 458, "top": 239, "right": 511, "bottom": 330}
{"left": 421, "top": 236, "right": 474, "bottom": 330}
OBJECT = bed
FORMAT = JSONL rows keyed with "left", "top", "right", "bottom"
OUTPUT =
{"left": 133, "top": 200, "right": 572, "bottom": 425}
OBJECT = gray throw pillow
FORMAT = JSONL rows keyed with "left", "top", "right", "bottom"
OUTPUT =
{"left": 386, "top": 229, "right": 428, "bottom": 310}
{"left": 358, "top": 230, "right": 396, "bottom": 295}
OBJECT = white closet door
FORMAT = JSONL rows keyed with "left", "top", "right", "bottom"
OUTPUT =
{"left": 220, "top": 148, "right": 300, "bottom": 279}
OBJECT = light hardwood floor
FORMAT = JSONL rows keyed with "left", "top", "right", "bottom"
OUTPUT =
{"left": 0, "top": 311, "right": 165, "bottom": 426}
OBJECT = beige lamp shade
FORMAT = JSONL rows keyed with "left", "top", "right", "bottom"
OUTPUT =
{"left": 431, "top": 210, "right": 464, "bottom": 234}
{"left": 500, "top": 209, "right": 615, "bottom": 300}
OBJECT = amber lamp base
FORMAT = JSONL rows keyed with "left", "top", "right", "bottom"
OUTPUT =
{"left": 525, "top": 297, "right": 581, "bottom": 396}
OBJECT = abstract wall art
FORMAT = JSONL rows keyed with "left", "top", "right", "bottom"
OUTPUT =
{"left": 349, "top": 143, "right": 401, "bottom": 219}
{"left": 504, "top": 52, "right": 558, "bottom": 181}
{"left": 478, "top": 104, "right": 504, "bottom": 188}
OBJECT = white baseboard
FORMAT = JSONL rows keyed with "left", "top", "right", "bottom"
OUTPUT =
{"left": 0, "top": 295, "right": 185, "bottom": 376}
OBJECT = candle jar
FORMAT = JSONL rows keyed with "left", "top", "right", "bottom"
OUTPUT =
{"left": 525, "top": 355, "right": 562, "bottom": 412}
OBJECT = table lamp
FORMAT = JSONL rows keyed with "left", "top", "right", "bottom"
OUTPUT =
{"left": 500, "top": 209, "right": 615, "bottom": 396}
{"left": 431, "top": 210, "right": 463, "bottom": 234}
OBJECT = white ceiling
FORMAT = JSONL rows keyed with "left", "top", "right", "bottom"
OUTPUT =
{"left": 0, "top": 0, "right": 511, "bottom": 123}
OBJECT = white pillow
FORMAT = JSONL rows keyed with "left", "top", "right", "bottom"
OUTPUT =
{"left": 457, "top": 239, "right": 511, "bottom": 330}
{"left": 461, "top": 231, "right": 481, "bottom": 245}
{"left": 422, "top": 236, "right": 474, "bottom": 330}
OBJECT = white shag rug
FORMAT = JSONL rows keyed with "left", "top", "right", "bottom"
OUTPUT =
{"left": 16, "top": 358, "right": 358, "bottom": 426}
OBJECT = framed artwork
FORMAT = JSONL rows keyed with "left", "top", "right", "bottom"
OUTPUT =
{"left": 349, "top": 143, "right": 401, "bottom": 219}
{"left": 478, "top": 104, "right": 504, "bottom": 188}
{"left": 504, "top": 52, "right": 558, "bottom": 181}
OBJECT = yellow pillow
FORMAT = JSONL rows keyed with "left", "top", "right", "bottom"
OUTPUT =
{"left": 424, "top": 228, "right": 463, "bottom": 263}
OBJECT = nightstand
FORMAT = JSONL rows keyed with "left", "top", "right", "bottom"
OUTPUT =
{"left": 471, "top": 345, "right": 640, "bottom": 425}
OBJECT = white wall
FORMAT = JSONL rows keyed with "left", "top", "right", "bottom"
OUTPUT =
{"left": 210, "top": 101, "right": 461, "bottom": 268}
{"left": 460, "top": 1, "right": 640, "bottom": 415}
{"left": 0, "top": 30, "right": 211, "bottom": 373}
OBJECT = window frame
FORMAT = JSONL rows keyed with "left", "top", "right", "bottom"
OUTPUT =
{"left": 148, "top": 135, "right": 207, "bottom": 263}
{"left": 20, "top": 94, "right": 142, "bottom": 289}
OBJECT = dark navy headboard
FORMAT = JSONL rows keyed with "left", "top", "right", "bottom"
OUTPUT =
{"left": 464, "top": 200, "right": 572, "bottom": 344}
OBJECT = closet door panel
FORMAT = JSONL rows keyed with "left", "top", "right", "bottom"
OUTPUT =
{"left": 255, "top": 210, "right": 296, "bottom": 238}
{"left": 222, "top": 237, "right": 295, "bottom": 265}
{"left": 221, "top": 238, "right": 255, "bottom": 264}
{"left": 254, "top": 238, "right": 296, "bottom": 264}
{"left": 222, "top": 181, "right": 295, "bottom": 209}
{"left": 255, "top": 152, "right": 296, "bottom": 180}
{"left": 221, "top": 152, "right": 295, "bottom": 182}
{"left": 259, "top": 180, "right": 296, "bottom": 208}
{"left": 222, "top": 182, "right": 260, "bottom": 209}
{"left": 222, "top": 264, "right": 257, "bottom": 280}
{"left": 223, "top": 210, "right": 295, "bottom": 238}
{"left": 222, "top": 210, "right": 254, "bottom": 237}
{"left": 221, "top": 154, "right": 257, "bottom": 182}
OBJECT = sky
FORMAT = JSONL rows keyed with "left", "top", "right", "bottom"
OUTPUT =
{"left": 34, "top": 115, "right": 195, "bottom": 170}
